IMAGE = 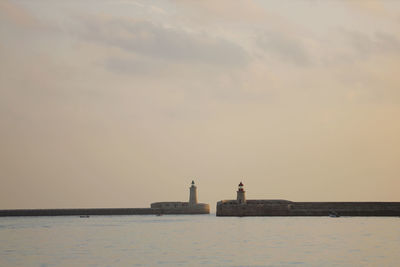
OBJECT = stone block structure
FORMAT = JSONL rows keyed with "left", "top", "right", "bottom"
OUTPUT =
{"left": 217, "top": 182, "right": 400, "bottom": 217}
{"left": 151, "top": 181, "right": 210, "bottom": 214}
{"left": 0, "top": 181, "right": 209, "bottom": 217}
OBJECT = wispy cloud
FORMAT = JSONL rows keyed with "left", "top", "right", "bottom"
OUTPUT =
{"left": 79, "top": 16, "right": 249, "bottom": 67}
{"left": 0, "top": 0, "right": 39, "bottom": 28}
{"left": 257, "top": 31, "right": 311, "bottom": 66}
{"left": 338, "top": 29, "right": 400, "bottom": 61}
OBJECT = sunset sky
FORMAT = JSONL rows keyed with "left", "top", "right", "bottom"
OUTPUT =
{"left": 1, "top": 0, "right": 400, "bottom": 210}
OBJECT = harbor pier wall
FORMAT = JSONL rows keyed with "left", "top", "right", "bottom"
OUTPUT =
{"left": 0, "top": 206, "right": 210, "bottom": 217}
{"left": 217, "top": 200, "right": 400, "bottom": 216}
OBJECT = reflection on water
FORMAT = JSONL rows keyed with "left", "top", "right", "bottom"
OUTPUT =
{"left": 1, "top": 215, "right": 399, "bottom": 266}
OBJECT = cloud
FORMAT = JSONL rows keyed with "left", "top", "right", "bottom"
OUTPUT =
{"left": 375, "top": 31, "right": 400, "bottom": 51}
{"left": 174, "top": 0, "right": 267, "bottom": 22}
{"left": 0, "top": 0, "right": 39, "bottom": 28}
{"left": 339, "top": 29, "right": 400, "bottom": 61}
{"left": 257, "top": 31, "right": 311, "bottom": 66}
{"left": 346, "top": 0, "right": 389, "bottom": 17}
{"left": 255, "top": 28, "right": 400, "bottom": 68}
{"left": 79, "top": 17, "right": 249, "bottom": 67}
{"left": 104, "top": 56, "right": 163, "bottom": 75}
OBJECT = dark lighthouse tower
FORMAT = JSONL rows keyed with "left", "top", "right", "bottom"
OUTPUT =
{"left": 237, "top": 182, "right": 246, "bottom": 204}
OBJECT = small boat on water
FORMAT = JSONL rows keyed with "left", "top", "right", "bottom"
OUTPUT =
{"left": 80, "top": 215, "right": 90, "bottom": 218}
{"left": 329, "top": 211, "right": 340, "bottom": 218}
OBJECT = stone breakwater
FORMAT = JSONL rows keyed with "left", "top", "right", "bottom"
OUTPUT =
{"left": 0, "top": 206, "right": 210, "bottom": 217}
{"left": 216, "top": 200, "right": 400, "bottom": 216}
{"left": 0, "top": 181, "right": 210, "bottom": 217}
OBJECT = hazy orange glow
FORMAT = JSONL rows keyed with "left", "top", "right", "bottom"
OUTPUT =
{"left": 1, "top": 0, "right": 399, "bottom": 211}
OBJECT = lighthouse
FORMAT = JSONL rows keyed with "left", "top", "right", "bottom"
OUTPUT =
{"left": 189, "top": 180, "right": 198, "bottom": 205}
{"left": 237, "top": 182, "right": 246, "bottom": 204}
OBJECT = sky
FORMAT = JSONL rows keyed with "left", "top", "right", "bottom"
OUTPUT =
{"left": 1, "top": 0, "right": 400, "bottom": 210}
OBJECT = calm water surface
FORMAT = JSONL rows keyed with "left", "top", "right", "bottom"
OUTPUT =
{"left": 1, "top": 215, "right": 399, "bottom": 266}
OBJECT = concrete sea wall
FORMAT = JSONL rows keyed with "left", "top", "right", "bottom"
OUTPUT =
{"left": 0, "top": 206, "right": 209, "bottom": 217}
{"left": 0, "top": 208, "right": 158, "bottom": 217}
{"left": 217, "top": 200, "right": 400, "bottom": 216}
{"left": 151, "top": 202, "right": 209, "bottom": 213}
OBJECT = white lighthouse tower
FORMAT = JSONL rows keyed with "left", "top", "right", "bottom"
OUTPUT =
{"left": 189, "top": 180, "right": 198, "bottom": 205}
{"left": 237, "top": 182, "right": 246, "bottom": 204}
{"left": 189, "top": 181, "right": 197, "bottom": 205}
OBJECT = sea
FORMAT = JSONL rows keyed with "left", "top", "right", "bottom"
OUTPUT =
{"left": 1, "top": 215, "right": 399, "bottom": 266}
